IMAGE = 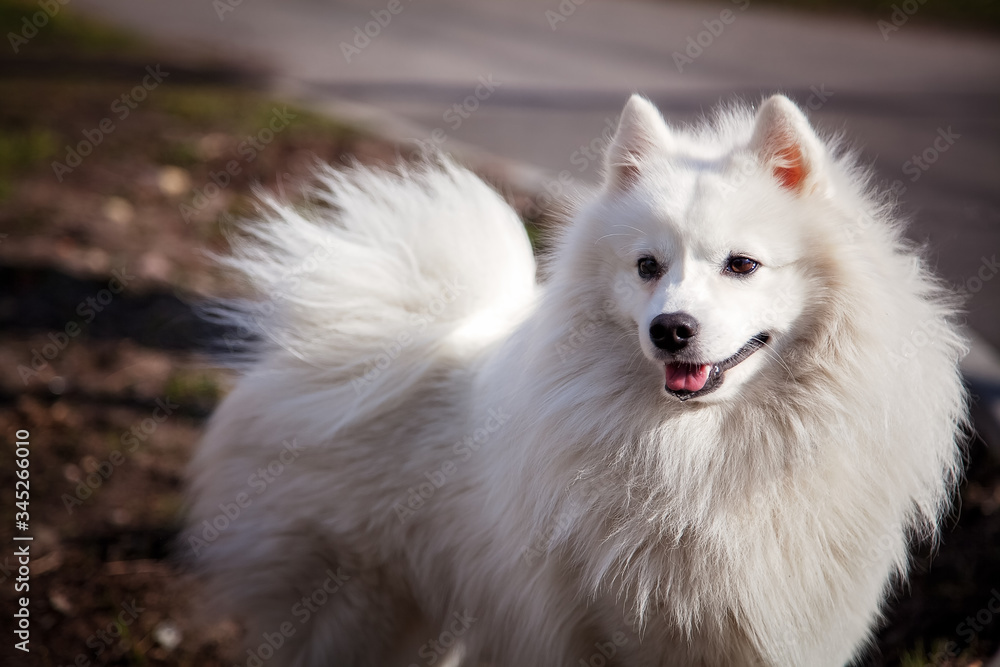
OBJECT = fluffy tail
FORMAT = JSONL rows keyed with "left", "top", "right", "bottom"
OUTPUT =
{"left": 204, "top": 156, "right": 536, "bottom": 427}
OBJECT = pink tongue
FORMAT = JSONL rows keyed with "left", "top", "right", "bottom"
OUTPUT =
{"left": 665, "top": 363, "right": 712, "bottom": 392}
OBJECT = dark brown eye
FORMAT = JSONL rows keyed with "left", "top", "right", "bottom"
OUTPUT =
{"left": 637, "top": 256, "right": 660, "bottom": 279}
{"left": 726, "top": 256, "right": 759, "bottom": 275}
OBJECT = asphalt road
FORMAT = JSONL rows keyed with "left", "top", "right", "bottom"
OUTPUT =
{"left": 68, "top": 0, "right": 1000, "bottom": 363}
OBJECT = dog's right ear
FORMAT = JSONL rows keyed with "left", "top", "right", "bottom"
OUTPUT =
{"left": 749, "top": 95, "right": 827, "bottom": 195}
{"left": 604, "top": 94, "right": 670, "bottom": 192}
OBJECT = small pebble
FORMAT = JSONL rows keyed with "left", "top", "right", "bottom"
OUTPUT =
{"left": 158, "top": 166, "right": 191, "bottom": 196}
{"left": 102, "top": 197, "right": 134, "bottom": 225}
{"left": 154, "top": 620, "right": 182, "bottom": 651}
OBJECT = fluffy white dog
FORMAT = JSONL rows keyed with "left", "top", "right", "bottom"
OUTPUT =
{"left": 184, "top": 94, "right": 968, "bottom": 666}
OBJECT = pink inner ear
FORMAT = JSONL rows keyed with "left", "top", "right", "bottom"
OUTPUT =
{"left": 771, "top": 143, "right": 807, "bottom": 191}
{"left": 613, "top": 159, "right": 641, "bottom": 191}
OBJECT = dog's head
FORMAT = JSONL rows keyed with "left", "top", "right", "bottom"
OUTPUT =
{"left": 575, "top": 94, "right": 834, "bottom": 403}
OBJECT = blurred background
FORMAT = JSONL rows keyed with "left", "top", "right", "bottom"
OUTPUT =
{"left": 0, "top": 0, "right": 998, "bottom": 665}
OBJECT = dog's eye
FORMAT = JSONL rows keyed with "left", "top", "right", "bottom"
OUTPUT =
{"left": 637, "top": 256, "right": 660, "bottom": 279}
{"left": 726, "top": 256, "right": 759, "bottom": 276}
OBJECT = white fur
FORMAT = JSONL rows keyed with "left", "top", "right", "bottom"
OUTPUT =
{"left": 184, "top": 97, "right": 968, "bottom": 666}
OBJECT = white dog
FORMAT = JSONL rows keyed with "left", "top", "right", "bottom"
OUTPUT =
{"left": 183, "top": 94, "right": 968, "bottom": 666}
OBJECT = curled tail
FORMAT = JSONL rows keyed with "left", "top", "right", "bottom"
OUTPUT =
{"left": 205, "top": 156, "right": 536, "bottom": 425}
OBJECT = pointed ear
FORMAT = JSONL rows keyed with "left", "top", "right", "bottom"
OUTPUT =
{"left": 749, "top": 95, "right": 826, "bottom": 194}
{"left": 604, "top": 94, "right": 671, "bottom": 192}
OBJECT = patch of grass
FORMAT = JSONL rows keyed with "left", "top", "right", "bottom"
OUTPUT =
{"left": 152, "top": 87, "right": 356, "bottom": 140}
{"left": 899, "top": 637, "right": 982, "bottom": 667}
{"left": 283, "top": 107, "right": 358, "bottom": 141}
{"left": 155, "top": 140, "right": 201, "bottom": 169}
{"left": 0, "top": 126, "right": 57, "bottom": 168}
{"left": 0, "top": 126, "right": 56, "bottom": 198}
{"left": 0, "top": 0, "right": 145, "bottom": 57}
{"left": 164, "top": 370, "right": 224, "bottom": 406}
{"left": 153, "top": 89, "right": 260, "bottom": 128}
{"left": 153, "top": 88, "right": 286, "bottom": 135}
{"left": 0, "top": 79, "right": 359, "bottom": 187}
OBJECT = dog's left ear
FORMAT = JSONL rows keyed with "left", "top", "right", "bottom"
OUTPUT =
{"left": 604, "top": 94, "right": 671, "bottom": 192}
{"left": 749, "top": 95, "right": 827, "bottom": 195}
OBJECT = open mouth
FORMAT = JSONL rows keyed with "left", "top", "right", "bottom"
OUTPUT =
{"left": 664, "top": 333, "right": 770, "bottom": 401}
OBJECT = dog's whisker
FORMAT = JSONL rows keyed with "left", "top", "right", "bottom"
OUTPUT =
{"left": 612, "top": 224, "right": 647, "bottom": 237}
{"left": 596, "top": 233, "right": 637, "bottom": 243}
{"left": 758, "top": 342, "right": 796, "bottom": 381}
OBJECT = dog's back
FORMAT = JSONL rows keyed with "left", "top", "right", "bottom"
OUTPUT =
{"left": 183, "top": 158, "right": 536, "bottom": 666}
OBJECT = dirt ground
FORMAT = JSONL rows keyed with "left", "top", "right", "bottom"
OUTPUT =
{"left": 0, "top": 4, "right": 998, "bottom": 666}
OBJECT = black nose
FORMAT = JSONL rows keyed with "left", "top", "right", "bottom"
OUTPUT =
{"left": 649, "top": 312, "right": 699, "bottom": 353}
